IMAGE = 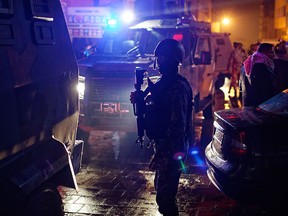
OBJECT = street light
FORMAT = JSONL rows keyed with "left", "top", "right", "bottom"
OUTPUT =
{"left": 211, "top": 17, "right": 231, "bottom": 33}
{"left": 222, "top": 17, "right": 230, "bottom": 25}
{"left": 220, "top": 17, "right": 230, "bottom": 32}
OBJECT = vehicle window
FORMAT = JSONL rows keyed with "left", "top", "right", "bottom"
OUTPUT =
{"left": 259, "top": 89, "right": 288, "bottom": 117}
{"left": 98, "top": 28, "right": 139, "bottom": 54}
{"left": 215, "top": 38, "right": 225, "bottom": 45}
{"left": 145, "top": 30, "right": 164, "bottom": 54}
{"left": 97, "top": 27, "right": 189, "bottom": 56}
{"left": 194, "top": 37, "right": 211, "bottom": 59}
{"left": 144, "top": 29, "right": 188, "bottom": 55}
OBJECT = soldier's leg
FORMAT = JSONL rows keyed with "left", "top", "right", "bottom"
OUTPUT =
{"left": 154, "top": 162, "right": 181, "bottom": 216}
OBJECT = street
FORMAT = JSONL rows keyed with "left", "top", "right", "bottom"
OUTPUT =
{"left": 60, "top": 130, "right": 236, "bottom": 216}
{"left": 1, "top": 1, "right": 284, "bottom": 215}
{"left": 60, "top": 129, "right": 271, "bottom": 216}
{"left": 59, "top": 79, "right": 274, "bottom": 216}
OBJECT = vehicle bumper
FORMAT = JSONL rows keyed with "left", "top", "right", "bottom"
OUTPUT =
{"left": 205, "top": 142, "right": 282, "bottom": 203}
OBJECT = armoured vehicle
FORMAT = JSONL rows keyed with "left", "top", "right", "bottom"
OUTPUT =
{"left": 0, "top": 0, "right": 83, "bottom": 215}
{"left": 78, "top": 15, "right": 233, "bottom": 145}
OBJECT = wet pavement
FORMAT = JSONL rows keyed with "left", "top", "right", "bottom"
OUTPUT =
{"left": 60, "top": 127, "right": 271, "bottom": 216}
{"left": 60, "top": 130, "right": 223, "bottom": 216}
{"left": 59, "top": 79, "right": 268, "bottom": 216}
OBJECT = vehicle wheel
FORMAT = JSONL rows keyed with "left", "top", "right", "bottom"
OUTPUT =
{"left": 0, "top": 181, "right": 27, "bottom": 216}
{"left": 25, "top": 184, "right": 64, "bottom": 216}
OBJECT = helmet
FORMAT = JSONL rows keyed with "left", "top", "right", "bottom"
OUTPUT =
{"left": 154, "top": 39, "right": 185, "bottom": 64}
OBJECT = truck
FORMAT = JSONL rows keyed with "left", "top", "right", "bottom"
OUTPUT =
{"left": 77, "top": 14, "right": 233, "bottom": 146}
{"left": 0, "top": 0, "right": 83, "bottom": 215}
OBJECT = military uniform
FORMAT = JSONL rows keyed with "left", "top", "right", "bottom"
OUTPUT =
{"left": 145, "top": 73, "right": 193, "bottom": 216}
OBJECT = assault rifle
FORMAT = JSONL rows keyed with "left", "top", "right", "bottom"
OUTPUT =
{"left": 132, "top": 67, "right": 147, "bottom": 148}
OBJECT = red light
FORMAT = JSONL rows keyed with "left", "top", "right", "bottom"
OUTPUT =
{"left": 230, "top": 131, "right": 247, "bottom": 156}
{"left": 231, "top": 147, "right": 247, "bottom": 155}
{"left": 173, "top": 34, "right": 183, "bottom": 41}
{"left": 239, "top": 131, "right": 246, "bottom": 143}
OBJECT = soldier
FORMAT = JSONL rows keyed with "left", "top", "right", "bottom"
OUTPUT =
{"left": 130, "top": 39, "right": 193, "bottom": 216}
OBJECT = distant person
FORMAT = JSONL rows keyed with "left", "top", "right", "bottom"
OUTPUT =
{"left": 227, "top": 42, "right": 246, "bottom": 98}
{"left": 240, "top": 43, "right": 277, "bottom": 106}
{"left": 273, "top": 41, "right": 288, "bottom": 93}
{"left": 247, "top": 42, "right": 260, "bottom": 56}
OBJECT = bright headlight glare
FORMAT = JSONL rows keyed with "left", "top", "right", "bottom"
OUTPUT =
{"left": 121, "top": 10, "right": 134, "bottom": 24}
{"left": 77, "top": 82, "right": 85, "bottom": 100}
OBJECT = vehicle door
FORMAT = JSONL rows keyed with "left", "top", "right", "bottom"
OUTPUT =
{"left": 212, "top": 33, "right": 233, "bottom": 73}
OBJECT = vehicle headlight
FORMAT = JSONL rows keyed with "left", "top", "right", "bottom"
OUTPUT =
{"left": 77, "top": 76, "right": 85, "bottom": 100}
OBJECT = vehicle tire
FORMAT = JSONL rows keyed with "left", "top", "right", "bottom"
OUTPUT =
{"left": 0, "top": 181, "right": 27, "bottom": 216}
{"left": 25, "top": 184, "right": 64, "bottom": 216}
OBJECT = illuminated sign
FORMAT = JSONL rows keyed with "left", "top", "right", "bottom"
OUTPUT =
{"left": 66, "top": 7, "right": 110, "bottom": 38}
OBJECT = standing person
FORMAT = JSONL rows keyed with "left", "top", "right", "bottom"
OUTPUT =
{"left": 227, "top": 42, "right": 246, "bottom": 98}
{"left": 273, "top": 41, "right": 288, "bottom": 93}
{"left": 241, "top": 43, "right": 276, "bottom": 106}
{"left": 247, "top": 42, "right": 260, "bottom": 56}
{"left": 130, "top": 39, "right": 193, "bottom": 216}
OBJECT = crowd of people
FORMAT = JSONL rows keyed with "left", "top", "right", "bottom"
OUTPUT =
{"left": 227, "top": 39, "right": 288, "bottom": 107}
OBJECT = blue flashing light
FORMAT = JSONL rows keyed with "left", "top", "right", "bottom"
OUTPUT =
{"left": 190, "top": 149, "right": 199, "bottom": 155}
{"left": 189, "top": 147, "right": 206, "bottom": 167}
{"left": 189, "top": 146, "right": 200, "bottom": 155}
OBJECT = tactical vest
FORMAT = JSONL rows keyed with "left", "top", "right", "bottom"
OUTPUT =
{"left": 144, "top": 75, "right": 193, "bottom": 140}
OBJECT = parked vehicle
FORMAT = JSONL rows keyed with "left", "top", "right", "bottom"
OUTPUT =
{"left": 0, "top": 0, "right": 83, "bottom": 215}
{"left": 77, "top": 14, "right": 233, "bottom": 146}
{"left": 205, "top": 89, "right": 288, "bottom": 205}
